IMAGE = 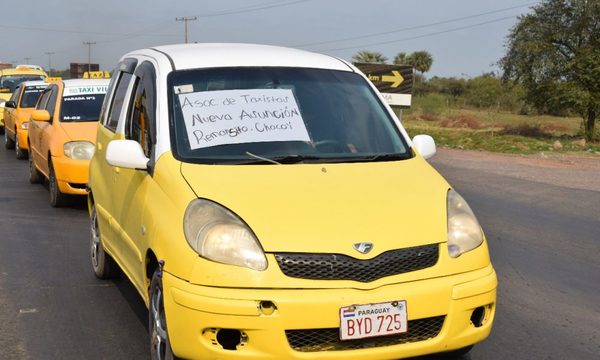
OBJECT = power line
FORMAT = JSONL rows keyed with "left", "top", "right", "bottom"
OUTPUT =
{"left": 296, "top": 2, "right": 538, "bottom": 48}
{"left": 0, "top": 24, "right": 177, "bottom": 37}
{"left": 194, "top": 0, "right": 312, "bottom": 18}
{"left": 317, "top": 15, "right": 521, "bottom": 53}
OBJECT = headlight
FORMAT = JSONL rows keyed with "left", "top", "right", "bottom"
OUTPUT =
{"left": 63, "top": 141, "right": 95, "bottom": 160}
{"left": 21, "top": 122, "right": 28, "bottom": 129}
{"left": 0, "top": 100, "right": 5, "bottom": 108}
{"left": 184, "top": 199, "right": 267, "bottom": 271}
{"left": 447, "top": 189, "right": 484, "bottom": 258}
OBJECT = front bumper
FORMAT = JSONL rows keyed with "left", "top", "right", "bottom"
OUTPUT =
{"left": 16, "top": 127, "right": 29, "bottom": 150}
{"left": 162, "top": 264, "right": 497, "bottom": 359}
{"left": 52, "top": 156, "right": 91, "bottom": 195}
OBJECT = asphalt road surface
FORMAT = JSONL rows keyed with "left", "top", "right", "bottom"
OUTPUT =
{"left": 0, "top": 144, "right": 598, "bottom": 360}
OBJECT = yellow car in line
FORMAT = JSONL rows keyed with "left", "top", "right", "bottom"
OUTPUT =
{"left": 89, "top": 44, "right": 496, "bottom": 360}
{"left": 28, "top": 79, "right": 109, "bottom": 207}
{"left": 3, "top": 81, "right": 48, "bottom": 159}
{"left": 0, "top": 66, "right": 47, "bottom": 133}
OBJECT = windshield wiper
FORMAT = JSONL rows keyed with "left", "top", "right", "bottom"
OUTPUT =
{"left": 364, "top": 153, "right": 412, "bottom": 162}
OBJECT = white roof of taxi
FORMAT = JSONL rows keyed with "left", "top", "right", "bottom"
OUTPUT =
{"left": 137, "top": 43, "right": 354, "bottom": 72}
{"left": 63, "top": 79, "right": 110, "bottom": 88}
{"left": 21, "top": 80, "right": 48, "bottom": 87}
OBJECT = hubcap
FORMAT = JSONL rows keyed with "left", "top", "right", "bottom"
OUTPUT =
{"left": 90, "top": 209, "right": 100, "bottom": 269}
{"left": 151, "top": 286, "right": 168, "bottom": 360}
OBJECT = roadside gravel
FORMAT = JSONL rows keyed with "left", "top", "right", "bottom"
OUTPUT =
{"left": 430, "top": 148, "right": 600, "bottom": 192}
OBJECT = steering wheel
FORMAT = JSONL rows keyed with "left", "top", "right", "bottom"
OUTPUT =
{"left": 313, "top": 139, "right": 347, "bottom": 152}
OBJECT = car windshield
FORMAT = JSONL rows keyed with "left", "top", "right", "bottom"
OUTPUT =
{"left": 61, "top": 94, "right": 106, "bottom": 122}
{"left": 168, "top": 67, "right": 411, "bottom": 164}
{"left": 0, "top": 75, "right": 45, "bottom": 93}
{"left": 20, "top": 85, "right": 46, "bottom": 108}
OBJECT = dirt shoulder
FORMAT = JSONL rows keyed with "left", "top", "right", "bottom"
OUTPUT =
{"left": 430, "top": 147, "right": 600, "bottom": 192}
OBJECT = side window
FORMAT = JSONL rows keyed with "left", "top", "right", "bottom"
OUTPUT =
{"left": 126, "top": 62, "right": 156, "bottom": 158}
{"left": 106, "top": 72, "right": 133, "bottom": 132}
{"left": 9, "top": 86, "right": 20, "bottom": 102}
{"left": 98, "top": 69, "right": 120, "bottom": 127}
{"left": 36, "top": 89, "right": 52, "bottom": 110}
{"left": 45, "top": 85, "right": 59, "bottom": 117}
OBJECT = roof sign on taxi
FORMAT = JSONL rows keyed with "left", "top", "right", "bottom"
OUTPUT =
{"left": 64, "top": 86, "right": 109, "bottom": 96}
{"left": 83, "top": 71, "right": 111, "bottom": 79}
{"left": 177, "top": 88, "right": 310, "bottom": 150}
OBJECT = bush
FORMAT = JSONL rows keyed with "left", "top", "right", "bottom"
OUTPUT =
{"left": 500, "top": 123, "right": 551, "bottom": 138}
{"left": 415, "top": 93, "right": 446, "bottom": 116}
{"left": 440, "top": 115, "right": 482, "bottom": 129}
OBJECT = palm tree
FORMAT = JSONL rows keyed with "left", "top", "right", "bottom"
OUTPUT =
{"left": 352, "top": 50, "right": 388, "bottom": 64}
{"left": 406, "top": 51, "right": 433, "bottom": 76}
{"left": 393, "top": 52, "right": 408, "bottom": 65}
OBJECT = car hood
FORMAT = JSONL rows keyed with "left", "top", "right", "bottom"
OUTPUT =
{"left": 59, "top": 121, "right": 98, "bottom": 143}
{"left": 180, "top": 157, "right": 450, "bottom": 256}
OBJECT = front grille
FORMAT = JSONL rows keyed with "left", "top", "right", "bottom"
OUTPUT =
{"left": 274, "top": 244, "right": 439, "bottom": 282}
{"left": 286, "top": 316, "right": 445, "bottom": 352}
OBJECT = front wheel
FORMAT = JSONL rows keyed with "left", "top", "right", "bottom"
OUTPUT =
{"left": 29, "top": 150, "right": 42, "bottom": 184}
{"left": 15, "top": 135, "right": 27, "bottom": 160}
{"left": 90, "top": 204, "right": 119, "bottom": 279}
{"left": 4, "top": 129, "right": 15, "bottom": 149}
{"left": 49, "top": 160, "right": 69, "bottom": 207}
{"left": 149, "top": 270, "right": 179, "bottom": 360}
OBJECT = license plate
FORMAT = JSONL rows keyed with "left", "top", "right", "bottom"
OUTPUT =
{"left": 339, "top": 300, "right": 407, "bottom": 340}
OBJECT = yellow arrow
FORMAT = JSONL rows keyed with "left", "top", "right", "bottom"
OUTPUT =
{"left": 381, "top": 70, "right": 404, "bottom": 88}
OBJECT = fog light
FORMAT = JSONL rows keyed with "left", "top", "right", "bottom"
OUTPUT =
{"left": 259, "top": 301, "right": 277, "bottom": 315}
{"left": 470, "top": 306, "right": 486, "bottom": 327}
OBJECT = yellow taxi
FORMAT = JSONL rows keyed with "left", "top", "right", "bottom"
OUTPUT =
{"left": 0, "top": 66, "right": 47, "bottom": 132}
{"left": 28, "top": 79, "right": 109, "bottom": 207}
{"left": 89, "top": 44, "right": 496, "bottom": 360}
{"left": 3, "top": 81, "right": 48, "bottom": 159}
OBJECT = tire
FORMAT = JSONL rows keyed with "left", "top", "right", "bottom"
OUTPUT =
{"left": 29, "top": 150, "right": 42, "bottom": 184}
{"left": 0, "top": 125, "right": 4, "bottom": 134}
{"left": 15, "top": 135, "right": 27, "bottom": 160}
{"left": 90, "top": 204, "right": 119, "bottom": 279}
{"left": 4, "top": 129, "right": 15, "bottom": 149}
{"left": 149, "top": 270, "right": 179, "bottom": 360}
{"left": 49, "top": 160, "right": 69, "bottom": 207}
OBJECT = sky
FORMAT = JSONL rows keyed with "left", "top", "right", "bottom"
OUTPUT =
{"left": 2, "top": 0, "right": 538, "bottom": 78}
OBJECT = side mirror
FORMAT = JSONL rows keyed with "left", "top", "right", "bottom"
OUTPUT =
{"left": 412, "top": 135, "right": 436, "bottom": 160}
{"left": 31, "top": 109, "right": 51, "bottom": 122}
{"left": 4, "top": 100, "right": 16, "bottom": 108}
{"left": 106, "top": 139, "right": 149, "bottom": 170}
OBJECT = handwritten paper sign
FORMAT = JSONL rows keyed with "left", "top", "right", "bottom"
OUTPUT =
{"left": 64, "top": 85, "right": 108, "bottom": 96}
{"left": 177, "top": 89, "right": 310, "bottom": 149}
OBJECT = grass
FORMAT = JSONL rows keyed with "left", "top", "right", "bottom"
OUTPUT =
{"left": 399, "top": 107, "right": 600, "bottom": 156}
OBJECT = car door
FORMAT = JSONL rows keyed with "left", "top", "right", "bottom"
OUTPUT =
{"left": 112, "top": 60, "right": 158, "bottom": 293}
{"left": 91, "top": 59, "right": 137, "bottom": 273}
{"left": 38, "top": 85, "right": 60, "bottom": 177}
{"left": 29, "top": 86, "right": 54, "bottom": 175}
{"left": 4, "top": 86, "right": 21, "bottom": 138}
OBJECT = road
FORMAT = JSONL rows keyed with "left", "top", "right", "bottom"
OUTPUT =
{"left": 1, "top": 145, "right": 598, "bottom": 359}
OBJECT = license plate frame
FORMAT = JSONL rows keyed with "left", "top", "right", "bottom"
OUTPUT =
{"left": 339, "top": 300, "right": 408, "bottom": 340}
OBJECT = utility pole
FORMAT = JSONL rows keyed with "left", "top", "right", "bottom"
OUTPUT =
{"left": 175, "top": 16, "right": 197, "bottom": 44}
{"left": 44, "top": 52, "right": 55, "bottom": 76}
{"left": 24, "top": 57, "right": 32, "bottom": 64}
{"left": 83, "top": 42, "right": 96, "bottom": 73}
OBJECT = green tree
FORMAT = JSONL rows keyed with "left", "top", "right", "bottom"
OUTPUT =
{"left": 406, "top": 51, "right": 433, "bottom": 76}
{"left": 351, "top": 50, "right": 387, "bottom": 64}
{"left": 393, "top": 52, "right": 408, "bottom": 65}
{"left": 500, "top": 0, "right": 600, "bottom": 140}
{"left": 465, "top": 74, "right": 504, "bottom": 109}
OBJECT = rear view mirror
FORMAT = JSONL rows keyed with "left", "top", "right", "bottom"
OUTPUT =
{"left": 4, "top": 100, "right": 16, "bottom": 108}
{"left": 106, "top": 139, "right": 149, "bottom": 170}
{"left": 412, "top": 135, "right": 436, "bottom": 160}
{"left": 31, "top": 110, "right": 51, "bottom": 122}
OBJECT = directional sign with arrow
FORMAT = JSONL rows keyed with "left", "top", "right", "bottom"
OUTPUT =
{"left": 353, "top": 63, "right": 414, "bottom": 106}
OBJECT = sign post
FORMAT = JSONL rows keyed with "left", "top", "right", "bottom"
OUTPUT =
{"left": 353, "top": 63, "right": 413, "bottom": 107}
